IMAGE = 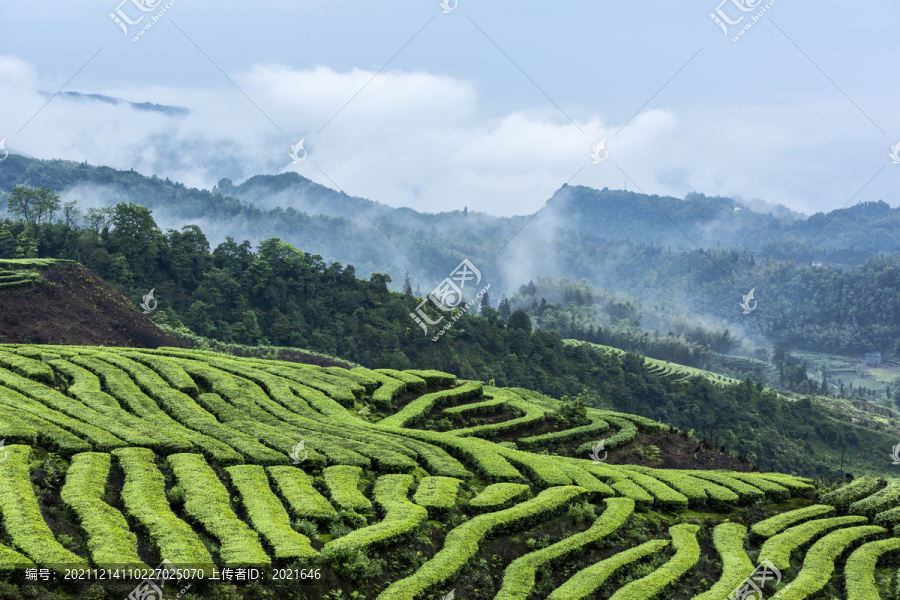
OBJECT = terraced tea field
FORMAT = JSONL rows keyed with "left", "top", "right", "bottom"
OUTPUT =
{"left": 0, "top": 344, "right": 898, "bottom": 598}
{"left": 0, "top": 259, "right": 64, "bottom": 291}
{"left": 565, "top": 339, "right": 744, "bottom": 387}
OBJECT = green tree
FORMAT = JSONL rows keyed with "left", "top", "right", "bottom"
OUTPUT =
{"left": 507, "top": 309, "right": 532, "bottom": 333}
{"left": 0, "top": 223, "right": 15, "bottom": 258}
{"left": 14, "top": 227, "right": 38, "bottom": 258}
{"left": 480, "top": 291, "right": 490, "bottom": 313}
{"left": 109, "top": 203, "right": 164, "bottom": 277}
{"left": 6, "top": 186, "right": 60, "bottom": 228}
{"left": 84, "top": 207, "right": 114, "bottom": 236}
{"left": 61, "top": 201, "right": 81, "bottom": 228}
{"left": 498, "top": 296, "right": 511, "bottom": 321}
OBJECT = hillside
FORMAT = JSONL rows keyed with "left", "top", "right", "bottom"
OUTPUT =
{"left": 0, "top": 259, "right": 179, "bottom": 348}
{"left": 0, "top": 345, "right": 898, "bottom": 599}
{"left": 6, "top": 175, "right": 900, "bottom": 358}
{"left": 0, "top": 251, "right": 895, "bottom": 479}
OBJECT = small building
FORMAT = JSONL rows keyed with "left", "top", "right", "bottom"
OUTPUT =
{"left": 864, "top": 351, "right": 882, "bottom": 367}
{"left": 810, "top": 261, "right": 823, "bottom": 268}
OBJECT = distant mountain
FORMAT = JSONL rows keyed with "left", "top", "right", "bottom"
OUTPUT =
{"left": 536, "top": 185, "right": 898, "bottom": 257}
{"left": 2, "top": 155, "right": 900, "bottom": 357}
{"left": 3, "top": 157, "right": 898, "bottom": 284}
{"left": 38, "top": 90, "right": 190, "bottom": 116}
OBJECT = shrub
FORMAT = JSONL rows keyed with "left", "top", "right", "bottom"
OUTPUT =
{"left": 752, "top": 472, "right": 815, "bottom": 493}
{"left": 493, "top": 445, "right": 572, "bottom": 488}
{"left": 412, "top": 477, "right": 462, "bottom": 514}
{"left": 607, "top": 523, "right": 700, "bottom": 600}
{"left": 620, "top": 469, "right": 688, "bottom": 512}
{"left": 1, "top": 406, "right": 90, "bottom": 455}
{"left": 516, "top": 418, "right": 609, "bottom": 450}
{"left": 0, "top": 544, "right": 35, "bottom": 573}
{"left": 849, "top": 478, "right": 900, "bottom": 517}
{"left": 820, "top": 477, "right": 881, "bottom": 511}
{"left": 443, "top": 397, "right": 507, "bottom": 418}
{"left": 0, "top": 445, "right": 87, "bottom": 566}
{"left": 0, "top": 372, "right": 126, "bottom": 451}
{"left": 548, "top": 539, "right": 670, "bottom": 600}
{"left": 378, "top": 382, "right": 484, "bottom": 428}
{"left": 452, "top": 396, "right": 548, "bottom": 438}
{"left": 70, "top": 354, "right": 240, "bottom": 462}
{"left": 494, "top": 498, "right": 635, "bottom": 600}
{"left": 292, "top": 519, "right": 319, "bottom": 539}
{"left": 96, "top": 353, "right": 276, "bottom": 465}
{"left": 776, "top": 526, "right": 884, "bottom": 600}
{"left": 379, "top": 426, "right": 521, "bottom": 482}
{"left": 595, "top": 411, "right": 664, "bottom": 433}
{"left": 118, "top": 352, "right": 199, "bottom": 394}
{"left": 403, "top": 369, "right": 456, "bottom": 387}
{"left": 691, "top": 523, "right": 753, "bottom": 600}
{"left": 469, "top": 483, "right": 530, "bottom": 512}
{"left": 626, "top": 467, "right": 707, "bottom": 508}
{"left": 354, "top": 368, "right": 406, "bottom": 409}
{"left": 168, "top": 453, "right": 270, "bottom": 565}
{"left": 226, "top": 464, "right": 317, "bottom": 560}
{"left": 267, "top": 466, "right": 337, "bottom": 521}
{"left": 323, "top": 465, "right": 372, "bottom": 512}
{"left": 112, "top": 447, "right": 213, "bottom": 565}
{"left": 758, "top": 515, "right": 869, "bottom": 570}
{"left": 374, "top": 369, "right": 428, "bottom": 393}
{"left": 321, "top": 474, "right": 428, "bottom": 559}
{"left": 324, "top": 366, "right": 378, "bottom": 392}
{"left": 376, "top": 486, "right": 588, "bottom": 600}
{"left": 844, "top": 537, "right": 900, "bottom": 600}
{"left": 725, "top": 472, "right": 790, "bottom": 502}
{"left": 558, "top": 463, "right": 615, "bottom": 500}
{"left": 750, "top": 505, "right": 835, "bottom": 539}
{"left": 60, "top": 452, "right": 146, "bottom": 568}
{"left": 0, "top": 350, "right": 53, "bottom": 383}
{"left": 689, "top": 471, "right": 764, "bottom": 505}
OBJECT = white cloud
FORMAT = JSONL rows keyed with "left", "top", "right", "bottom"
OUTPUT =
{"left": 0, "top": 56, "right": 896, "bottom": 217}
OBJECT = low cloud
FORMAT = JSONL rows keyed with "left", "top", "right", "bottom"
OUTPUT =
{"left": 0, "top": 55, "right": 895, "bottom": 217}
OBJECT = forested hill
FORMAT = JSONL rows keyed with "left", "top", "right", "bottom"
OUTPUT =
{"left": 0, "top": 247, "right": 896, "bottom": 478}
{"left": 1, "top": 155, "right": 898, "bottom": 291}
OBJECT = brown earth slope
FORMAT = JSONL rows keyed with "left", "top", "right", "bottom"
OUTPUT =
{"left": 0, "top": 259, "right": 181, "bottom": 348}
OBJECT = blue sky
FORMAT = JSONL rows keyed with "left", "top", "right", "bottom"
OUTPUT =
{"left": 1, "top": 0, "right": 898, "bottom": 216}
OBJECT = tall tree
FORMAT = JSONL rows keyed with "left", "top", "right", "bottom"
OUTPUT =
{"left": 109, "top": 202, "right": 165, "bottom": 277}
{"left": 403, "top": 272, "right": 413, "bottom": 296}
{"left": 6, "top": 186, "right": 60, "bottom": 229}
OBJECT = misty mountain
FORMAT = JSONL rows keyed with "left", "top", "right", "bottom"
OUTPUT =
{"left": 2, "top": 155, "right": 899, "bottom": 300}
{"left": 38, "top": 91, "right": 190, "bottom": 116}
